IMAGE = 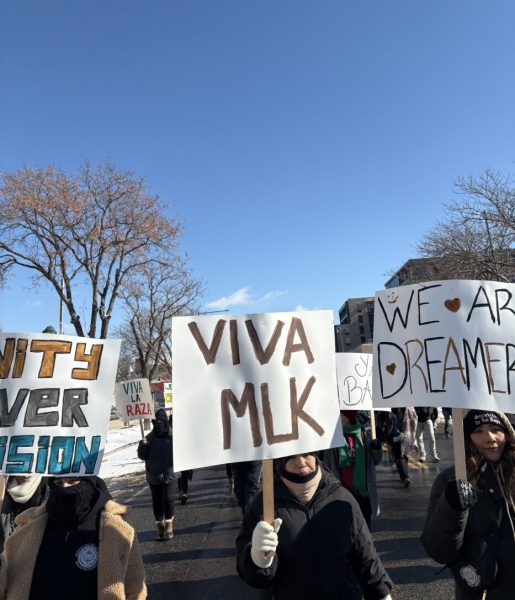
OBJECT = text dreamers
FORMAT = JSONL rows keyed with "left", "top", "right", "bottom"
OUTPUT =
{"left": 172, "top": 311, "right": 343, "bottom": 472}
{"left": 0, "top": 334, "right": 121, "bottom": 475}
{"left": 372, "top": 281, "right": 515, "bottom": 412}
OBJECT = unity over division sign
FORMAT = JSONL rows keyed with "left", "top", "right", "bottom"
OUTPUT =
{"left": 0, "top": 333, "right": 121, "bottom": 475}
{"left": 172, "top": 310, "right": 344, "bottom": 472}
{"left": 372, "top": 280, "right": 515, "bottom": 412}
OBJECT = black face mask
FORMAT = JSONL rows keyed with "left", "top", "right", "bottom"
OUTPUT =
{"left": 281, "top": 466, "right": 319, "bottom": 484}
{"left": 46, "top": 479, "right": 98, "bottom": 528}
{"left": 154, "top": 419, "right": 169, "bottom": 436}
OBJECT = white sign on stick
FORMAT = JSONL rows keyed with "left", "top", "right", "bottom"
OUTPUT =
{"left": 336, "top": 353, "right": 374, "bottom": 410}
{"left": 0, "top": 332, "right": 121, "bottom": 476}
{"left": 115, "top": 378, "right": 154, "bottom": 420}
{"left": 372, "top": 280, "right": 515, "bottom": 412}
{"left": 172, "top": 310, "right": 343, "bottom": 471}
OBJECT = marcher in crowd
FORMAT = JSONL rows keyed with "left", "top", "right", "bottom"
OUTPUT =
{"left": 415, "top": 406, "right": 439, "bottom": 463}
{"left": 231, "top": 461, "right": 262, "bottom": 517}
{"left": 442, "top": 407, "right": 453, "bottom": 438}
{"left": 400, "top": 406, "right": 418, "bottom": 458}
{"left": 0, "top": 475, "right": 49, "bottom": 553}
{"left": 236, "top": 452, "right": 393, "bottom": 599}
{"left": 421, "top": 410, "right": 515, "bottom": 599}
{"left": 137, "top": 408, "right": 176, "bottom": 540}
{"left": 177, "top": 470, "right": 193, "bottom": 505}
{"left": 379, "top": 412, "right": 410, "bottom": 487}
{"left": 319, "top": 410, "right": 382, "bottom": 528}
{"left": 0, "top": 475, "right": 147, "bottom": 599}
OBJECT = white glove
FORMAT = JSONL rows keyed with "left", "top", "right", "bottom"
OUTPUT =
{"left": 250, "top": 519, "right": 282, "bottom": 568}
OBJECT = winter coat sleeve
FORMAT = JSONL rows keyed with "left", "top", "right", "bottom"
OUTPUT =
{"left": 368, "top": 438, "right": 383, "bottom": 466}
{"left": 137, "top": 439, "right": 149, "bottom": 461}
{"left": 235, "top": 493, "right": 278, "bottom": 589}
{"left": 347, "top": 494, "right": 393, "bottom": 600}
{"left": 124, "top": 529, "right": 147, "bottom": 600}
{"left": 420, "top": 469, "right": 468, "bottom": 565}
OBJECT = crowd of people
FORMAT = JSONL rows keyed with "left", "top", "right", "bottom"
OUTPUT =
{"left": 0, "top": 406, "right": 513, "bottom": 599}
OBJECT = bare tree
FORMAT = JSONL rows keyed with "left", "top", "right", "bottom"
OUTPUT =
{"left": 416, "top": 169, "right": 515, "bottom": 281}
{"left": 114, "top": 260, "right": 203, "bottom": 381}
{"left": 0, "top": 161, "right": 182, "bottom": 338}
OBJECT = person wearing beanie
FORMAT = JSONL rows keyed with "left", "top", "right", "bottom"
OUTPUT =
{"left": 0, "top": 475, "right": 48, "bottom": 553}
{"left": 421, "top": 410, "right": 515, "bottom": 599}
{"left": 236, "top": 452, "right": 394, "bottom": 600}
{"left": 0, "top": 476, "right": 146, "bottom": 599}
{"left": 137, "top": 408, "right": 176, "bottom": 540}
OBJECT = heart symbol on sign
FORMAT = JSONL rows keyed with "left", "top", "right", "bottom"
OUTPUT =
{"left": 386, "top": 363, "right": 396, "bottom": 375}
{"left": 444, "top": 298, "right": 461, "bottom": 312}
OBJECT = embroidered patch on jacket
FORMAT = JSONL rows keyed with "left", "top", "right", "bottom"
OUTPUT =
{"left": 75, "top": 543, "right": 99, "bottom": 571}
{"left": 459, "top": 565, "right": 480, "bottom": 588}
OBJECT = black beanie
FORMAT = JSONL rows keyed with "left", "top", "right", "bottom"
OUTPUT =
{"left": 463, "top": 410, "right": 505, "bottom": 440}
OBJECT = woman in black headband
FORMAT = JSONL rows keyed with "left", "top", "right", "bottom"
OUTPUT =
{"left": 421, "top": 410, "right": 515, "bottom": 599}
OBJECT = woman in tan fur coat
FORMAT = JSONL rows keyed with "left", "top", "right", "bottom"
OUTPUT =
{"left": 0, "top": 476, "right": 147, "bottom": 600}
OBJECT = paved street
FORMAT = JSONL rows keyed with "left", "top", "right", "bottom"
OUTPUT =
{"left": 108, "top": 426, "right": 456, "bottom": 599}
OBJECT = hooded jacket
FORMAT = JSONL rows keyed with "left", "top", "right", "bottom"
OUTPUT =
{"left": 236, "top": 467, "right": 393, "bottom": 600}
{"left": 137, "top": 413, "right": 175, "bottom": 486}
{"left": 421, "top": 412, "right": 515, "bottom": 600}
{"left": 0, "top": 489, "right": 147, "bottom": 600}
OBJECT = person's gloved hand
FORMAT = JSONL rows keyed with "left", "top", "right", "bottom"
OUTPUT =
{"left": 369, "top": 439, "right": 382, "bottom": 450}
{"left": 445, "top": 479, "right": 478, "bottom": 511}
{"left": 250, "top": 519, "right": 282, "bottom": 568}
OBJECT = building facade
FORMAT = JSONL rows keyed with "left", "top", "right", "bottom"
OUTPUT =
{"left": 335, "top": 296, "right": 374, "bottom": 353}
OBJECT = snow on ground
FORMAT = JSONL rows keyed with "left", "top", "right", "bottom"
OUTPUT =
{"left": 99, "top": 423, "right": 146, "bottom": 480}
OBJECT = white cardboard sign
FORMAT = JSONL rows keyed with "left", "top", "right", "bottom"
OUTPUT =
{"left": 115, "top": 378, "right": 154, "bottom": 420}
{"left": 372, "top": 280, "right": 515, "bottom": 412}
{"left": 172, "top": 310, "right": 344, "bottom": 471}
{"left": 0, "top": 333, "right": 121, "bottom": 476}
{"left": 336, "top": 353, "right": 374, "bottom": 410}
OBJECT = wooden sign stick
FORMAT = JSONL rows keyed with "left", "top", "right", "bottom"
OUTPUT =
{"left": 452, "top": 408, "right": 467, "bottom": 481}
{"left": 262, "top": 458, "right": 276, "bottom": 559}
{"left": 262, "top": 458, "right": 275, "bottom": 524}
{"left": 369, "top": 410, "right": 376, "bottom": 440}
{"left": 139, "top": 417, "right": 145, "bottom": 441}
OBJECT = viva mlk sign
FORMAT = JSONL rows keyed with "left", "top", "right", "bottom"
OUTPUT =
{"left": 116, "top": 378, "right": 154, "bottom": 420}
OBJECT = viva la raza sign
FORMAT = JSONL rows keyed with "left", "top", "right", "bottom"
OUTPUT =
{"left": 172, "top": 310, "right": 343, "bottom": 472}
{"left": 0, "top": 333, "right": 120, "bottom": 475}
{"left": 372, "top": 280, "right": 515, "bottom": 412}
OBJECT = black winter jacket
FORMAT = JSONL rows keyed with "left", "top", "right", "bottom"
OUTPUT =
{"left": 137, "top": 430, "right": 175, "bottom": 485}
{"left": 236, "top": 468, "right": 393, "bottom": 600}
{"left": 415, "top": 407, "right": 437, "bottom": 423}
{"left": 421, "top": 465, "right": 515, "bottom": 600}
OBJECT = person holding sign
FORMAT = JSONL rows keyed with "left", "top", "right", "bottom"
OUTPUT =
{"left": 0, "top": 475, "right": 147, "bottom": 599}
{"left": 236, "top": 452, "right": 393, "bottom": 600}
{"left": 421, "top": 410, "right": 515, "bottom": 599}
{"left": 137, "top": 408, "right": 176, "bottom": 541}
{"left": 319, "top": 410, "right": 383, "bottom": 528}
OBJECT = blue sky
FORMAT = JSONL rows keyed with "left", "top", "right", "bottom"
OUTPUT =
{"left": 1, "top": 0, "right": 514, "bottom": 334}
